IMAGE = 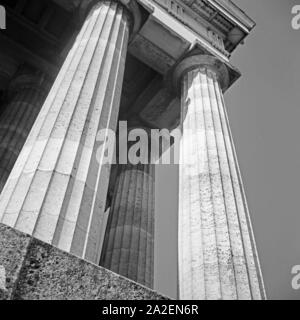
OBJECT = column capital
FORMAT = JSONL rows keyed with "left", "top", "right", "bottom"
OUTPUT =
{"left": 172, "top": 54, "right": 230, "bottom": 93}
{"left": 79, "top": 0, "right": 142, "bottom": 36}
{"left": 8, "top": 65, "right": 51, "bottom": 97}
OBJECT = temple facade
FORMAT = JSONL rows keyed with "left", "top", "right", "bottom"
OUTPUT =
{"left": 0, "top": 0, "right": 266, "bottom": 300}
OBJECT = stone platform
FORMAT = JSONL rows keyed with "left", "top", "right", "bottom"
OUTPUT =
{"left": 0, "top": 223, "right": 167, "bottom": 300}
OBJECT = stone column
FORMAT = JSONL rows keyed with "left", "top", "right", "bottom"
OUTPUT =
{"left": 173, "top": 55, "right": 266, "bottom": 300}
{"left": 0, "top": 1, "right": 138, "bottom": 264}
{"left": 0, "top": 66, "right": 49, "bottom": 192}
{"left": 100, "top": 162, "right": 155, "bottom": 288}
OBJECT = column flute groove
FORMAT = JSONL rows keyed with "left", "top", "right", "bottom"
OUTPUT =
{"left": 204, "top": 68, "right": 239, "bottom": 298}
{"left": 200, "top": 69, "right": 223, "bottom": 299}
{"left": 214, "top": 78, "right": 266, "bottom": 299}
{"left": 189, "top": 70, "right": 208, "bottom": 299}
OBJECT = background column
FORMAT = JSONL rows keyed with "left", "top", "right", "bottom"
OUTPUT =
{"left": 0, "top": 65, "right": 49, "bottom": 191}
{"left": 101, "top": 164, "right": 155, "bottom": 288}
{"left": 0, "top": 1, "right": 134, "bottom": 264}
{"left": 174, "top": 55, "right": 266, "bottom": 300}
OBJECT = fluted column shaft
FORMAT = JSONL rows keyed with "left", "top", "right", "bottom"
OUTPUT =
{"left": 0, "top": 1, "right": 131, "bottom": 264}
{"left": 101, "top": 164, "right": 155, "bottom": 288}
{"left": 177, "top": 57, "right": 266, "bottom": 300}
{"left": 0, "top": 67, "right": 48, "bottom": 191}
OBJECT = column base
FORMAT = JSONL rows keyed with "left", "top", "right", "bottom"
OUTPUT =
{"left": 0, "top": 223, "right": 167, "bottom": 300}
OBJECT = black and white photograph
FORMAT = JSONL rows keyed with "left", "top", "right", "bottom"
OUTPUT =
{"left": 0, "top": 0, "right": 299, "bottom": 308}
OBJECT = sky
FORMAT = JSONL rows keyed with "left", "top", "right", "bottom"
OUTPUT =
{"left": 154, "top": 0, "right": 300, "bottom": 300}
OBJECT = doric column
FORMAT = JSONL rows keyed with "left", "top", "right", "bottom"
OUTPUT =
{"left": 0, "top": 1, "right": 139, "bottom": 264}
{"left": 100, "top": 127, "right": 155, "bottom": 288}
{"left": 0, "top": 66, "right": 49, "bottom": 192}
{"left": 173, "top": 55, "right": 266, "bottom": 300}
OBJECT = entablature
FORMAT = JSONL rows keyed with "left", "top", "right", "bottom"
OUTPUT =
{"left": 140, "top": 0, "right": 255, "bottom": 56}
{"left": 48, "top": 0, "right": 255, "bottom": 77}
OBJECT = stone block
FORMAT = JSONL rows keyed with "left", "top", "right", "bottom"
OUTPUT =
{"left": 0, "top": 223, "right": 167, "bottom": 300}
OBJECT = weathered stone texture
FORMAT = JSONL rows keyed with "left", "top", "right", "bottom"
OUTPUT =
{"left": 0, "top": 224, "right": 31, "bottom": 299}
{"left": 0, "top": 223, "right": 167, "bottom": 300}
